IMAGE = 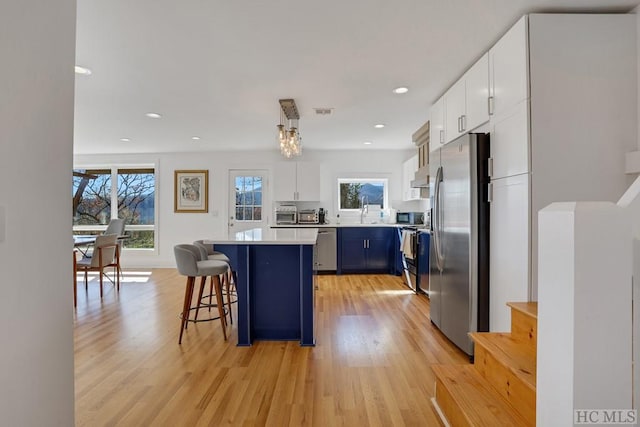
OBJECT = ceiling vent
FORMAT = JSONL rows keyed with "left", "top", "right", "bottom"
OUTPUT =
{"left": 314, "top": 108, "right": 333, "bottom": 116}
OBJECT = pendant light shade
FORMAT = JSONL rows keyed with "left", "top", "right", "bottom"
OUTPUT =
{"left": 277, "top": 99, "right": 302, "bottom": 158}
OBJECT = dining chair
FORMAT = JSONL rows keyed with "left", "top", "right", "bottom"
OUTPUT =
{"left": 104, "top": 218, "right": 125, "bottom": 236}
{"left": 101, "top": 218, "right": 125, "bottom": 279}
{"left": 174, "top": 244, "right": 230, "bottom": 344}
{"left": 74, "top": 233, "right": 120, "bottom": 300}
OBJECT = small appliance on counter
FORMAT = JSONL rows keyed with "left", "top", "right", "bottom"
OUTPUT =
{"left": 275, "top": 205, "right": 297, "bottom": 224}
{"left": 318, "top": 208, "right": 326, "bottom": 224}
{"left": 396, "top": 211, "right": 425, "bottom": 225}
{"left": 298, "top": 209, "right": 319, "bottom": 224}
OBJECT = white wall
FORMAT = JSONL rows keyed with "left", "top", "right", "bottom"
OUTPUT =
{"left": 0, "top": 1, "right": 76, "bottom": 425}
{"left": 74, "top": 149, "right": 417, "bottom": 268}
{"left": 631, "top": 7, "right": 640, "bottom": 173}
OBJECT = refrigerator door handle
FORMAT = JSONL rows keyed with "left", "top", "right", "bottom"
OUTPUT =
{"left": 433, "top": 166, "right": 444, "bottom": 272}
{"left": 432, "top": 167, "right": 440, "bottom": 269}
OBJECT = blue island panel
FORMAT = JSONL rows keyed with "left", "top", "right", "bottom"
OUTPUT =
{"left": 214, "top": 243, "right": 315, "bottom": 346}
{"left": 250, "top": 245, "right": 301, "bottom": 340}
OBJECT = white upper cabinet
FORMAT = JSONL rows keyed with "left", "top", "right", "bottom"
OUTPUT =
{"left": 443, "top": 52, "right": 490, "bottom": 144}
{"left": 444, "top": 78, "right": 466, "bottom": 143}
{"left": 429, "top": 96, "right": 445, "bottom": 152}
{"left": 296, "top": 162, "right": 320, "bottom": 201}
{"left": 489, "top": 16, "right": 529, "bottom": 118}
{"left": 273, "top": 161, "right": 320, "bottom": 201}
{"left": 464, "top": 53, "right": 490, "bottom": 131}
{"left": 489, "top": 101, "right": 530, "bottom": 180}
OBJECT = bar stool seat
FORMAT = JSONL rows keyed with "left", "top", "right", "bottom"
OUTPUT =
{"left": 194, "top": 240, "right": 237, "bottom": 323}
{"left": 174, "top": 244, "right": 230, "bottom": 344}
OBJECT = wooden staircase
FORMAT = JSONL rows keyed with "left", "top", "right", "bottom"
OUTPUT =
{"left": 431, "top": 302, "right": 538, "bottom": 426}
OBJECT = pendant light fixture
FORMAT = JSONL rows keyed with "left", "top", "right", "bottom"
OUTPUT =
{"left": 277, "top": 99, "right": 302, "bottom": 158}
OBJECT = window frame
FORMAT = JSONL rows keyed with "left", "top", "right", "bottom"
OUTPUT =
{"left": 337, "top": 177, "right": 389, "bottom": 212}
{"left": 233, "top": 175, "right": 264, "bottom": 223}
{"left": 72, "top": 164, "right": 158, "bottom": 253}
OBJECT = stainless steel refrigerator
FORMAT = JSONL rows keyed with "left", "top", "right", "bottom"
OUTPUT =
{"left": 429, "top": 133, "right": 490, "bottom": 357}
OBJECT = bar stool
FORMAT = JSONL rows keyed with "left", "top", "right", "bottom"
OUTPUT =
{"left": 173, "top": 244, "right": 230, "bottom": 344}
{"left": 193, "top": 240, "right": 237, "bottom": 324}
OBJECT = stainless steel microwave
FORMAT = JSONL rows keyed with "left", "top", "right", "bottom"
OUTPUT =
{"left": 396, "top": 211, "right": 424, "bottom": 225}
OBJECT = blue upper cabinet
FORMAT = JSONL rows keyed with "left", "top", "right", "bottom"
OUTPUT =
{"left": 338, "top": 227, "right": 394, "bottom": 274}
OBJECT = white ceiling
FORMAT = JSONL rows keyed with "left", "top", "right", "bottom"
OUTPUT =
{"left": 74, "top": 0, "right": 639, "bottom": 155}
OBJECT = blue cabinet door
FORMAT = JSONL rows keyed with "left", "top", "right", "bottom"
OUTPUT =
{"left": 417, "top": 232, "right": 430, "bottom": 293}
{"left": 366, "top": 228, "right": 393, "bottom": 272}
{"left": 340, "top": 229, "right": 367, "bottom": 270}
{"left": 339, "top": 227, "right": 393, "bottom": 273}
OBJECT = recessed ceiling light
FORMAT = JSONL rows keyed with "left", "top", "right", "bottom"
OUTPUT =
{"left": 145, "top": 112, "right": 162, "bottom": 119}
{"left": 392, "top": 87, "right": 409, "bottom": 94}
{"left": 363, "top": 141, "right": 373, "bottom": 145}
{"left": 120, "top": 138, "right": 131, "bottom": 142}
{"left": 374, "top": 124, "right": 385, "bottom": 129}
{"left": 74, "top": 65, "right": 92, "bottom": 75}
{"left": 191, "top": 136, "right": 201, "bottom": 141}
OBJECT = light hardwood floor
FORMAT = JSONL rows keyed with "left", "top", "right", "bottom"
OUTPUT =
{"left": 74, "top": 269, "right": 470, "bottom": 426}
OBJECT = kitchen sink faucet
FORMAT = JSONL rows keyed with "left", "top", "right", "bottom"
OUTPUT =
{"left": 360, "top": 195, "right": 369, "bottom": 224}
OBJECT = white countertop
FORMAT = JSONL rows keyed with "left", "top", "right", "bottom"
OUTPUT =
{"left": 205, "top": 227, "right": 318, "bottom": 245}
{"left": 271, "top": 223, "right": 431, "bottom": 230}
{"left": 271, "top": 223, "right": 401, "bottom": 228}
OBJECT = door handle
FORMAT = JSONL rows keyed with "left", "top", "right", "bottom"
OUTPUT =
{"left": 488, "top": 157, "right": 494, "bottom": 178}
{"left": 439, "top": 129, "right": 444, "bottom": 144}
{"left": 488, "top": 182, "right": 494, "bottom": 203}
{"left": 488, "top": 96, "right": 494, "bottom": 115}
{"left": 461, "top": 115, "right": 466, "bottom": 132}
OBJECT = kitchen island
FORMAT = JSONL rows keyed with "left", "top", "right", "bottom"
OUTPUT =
{"left": 205, "top": 227, "right": 318, "bottom": 346}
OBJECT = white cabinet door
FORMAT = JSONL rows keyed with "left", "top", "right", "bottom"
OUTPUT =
{"left": 273, "top": 162, "right": 297, "bottom": 201}
{"left": 489, "top": 16, "right": 529, "bottom": 118}
{"left": 489, "top": 173, "right": 530, "bottom": 332}
{"left": 464, "top": 52, "right": 490, "bottom": 132}
{"left": 490, "top": 101, "right": 530, "bottom": 180}
{"left": 273, "top": 161, "right": 320, "bottom": 201}
{"left": 429, "top": 96, "right": 445, "bottom": 152}
{"left": 296, "top": 161, "right": 320, "bottom": 201}
{"left": 444, "top": 78, "right": 466, "bottom": 143}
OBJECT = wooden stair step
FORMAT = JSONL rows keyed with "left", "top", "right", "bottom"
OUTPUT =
{"left": 507, "top": 302, "right": 538, "bottom": 320}
{"left": 470, "top": 332, "right": 536, "bottom": 423}
{"left": 470, "top": 332, "right": 536, "bottom": 390}
{"left": 507, "top": 302, "right": 538, "bottom": 350}
{"left": 432, "top": 364, "right": 532, "bottom": 427}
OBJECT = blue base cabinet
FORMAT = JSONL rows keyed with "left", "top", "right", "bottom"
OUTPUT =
{"left": 337, "top": 227, "right": 395, "bottom": 274}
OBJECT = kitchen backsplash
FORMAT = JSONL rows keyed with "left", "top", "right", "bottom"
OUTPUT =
{"left": 273, "top": 198, "right": 429, "bottom": 225}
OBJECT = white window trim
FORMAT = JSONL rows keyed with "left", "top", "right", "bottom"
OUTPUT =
{"left": 337, "top": 177, "right": 389, "bottom": 212}
{"left": 72, "top": 163, "right": 158, "bottom": 254}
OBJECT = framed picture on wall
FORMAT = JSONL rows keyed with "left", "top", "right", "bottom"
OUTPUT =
{"left": 174, "top": 170, "right": 208, "bottom": 213}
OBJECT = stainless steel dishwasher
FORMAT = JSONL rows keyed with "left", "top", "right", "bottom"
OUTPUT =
{"left": 316, "top": 228, "right": 337, "bottom": 272}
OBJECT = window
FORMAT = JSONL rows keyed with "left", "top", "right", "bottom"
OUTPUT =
{"left": 338, "top": 178, "right": 388, "bottom": 210}
{"left": 234, "top": 175, "right": 262, "bottom": 221}
{"left": 73, "top": 167, "right": 156, "bottom": 250}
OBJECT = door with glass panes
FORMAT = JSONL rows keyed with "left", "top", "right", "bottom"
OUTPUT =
{"left": 228, "top": 170, "right": 269, "bottom": 233}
